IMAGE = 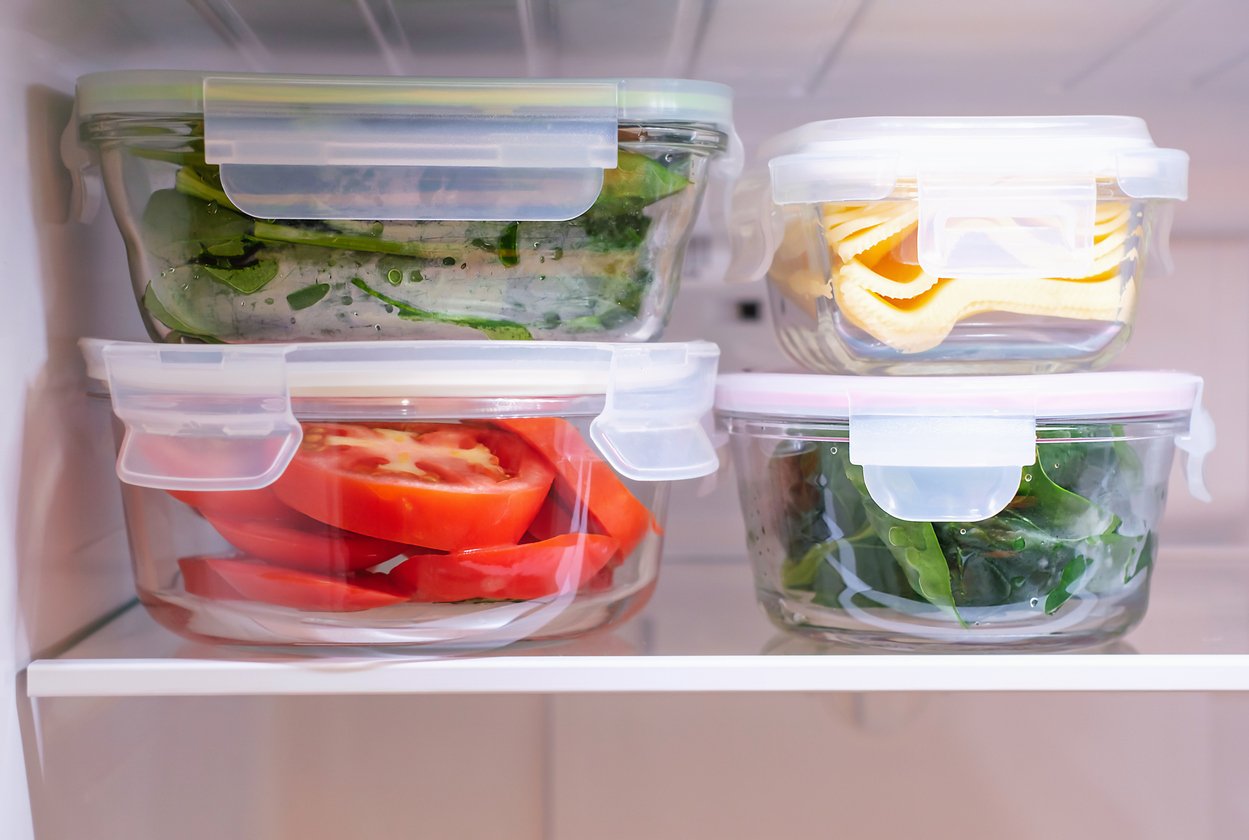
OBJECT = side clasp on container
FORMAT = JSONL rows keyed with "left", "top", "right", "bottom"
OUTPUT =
{"left": 590, "top": 343, "right": 721, "bottom": 482}
{"left": 100, "top": 343, "right": 302, "bottom": 491}
{"left": 848, "top": 382, "right": 1038, "bottom": 522}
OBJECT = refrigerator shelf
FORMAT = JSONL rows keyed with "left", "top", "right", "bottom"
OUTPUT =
{"left": 26, "top": 547, "right": 1249, "bottom": 698}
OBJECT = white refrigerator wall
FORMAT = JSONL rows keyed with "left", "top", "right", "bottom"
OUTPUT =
{"left": 4, "top": 0, "right": 1249, "bottom": 838}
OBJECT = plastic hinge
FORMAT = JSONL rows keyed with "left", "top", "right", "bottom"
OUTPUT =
{"left": 60, "top": 101, "right": 103, "bottom": 225}
{"left": 917, "top": 170, "right": 1098, "bottom": 279}
{"left": 590, "top": 343, "right": 720, "bottom": 482}
{"left": 849, "top": 388, "right": 1038, "bottom": 522}
{"left": 1117, "top": 148, "right": 1189, "bottom": 201}
{"left": 101, "top": 343, "right": 301, "bottom": 491}
{"left": 725, "top": 168, "right": 783, "bottom": 283}
{"left": 202, "top": 76, "right": 620, "bottom": 221}
{"left": 1176, "top": 379, "right": 1215, "bottom": 503}
{"left": 768, "top": 151, "right": 899, "bottom": 205}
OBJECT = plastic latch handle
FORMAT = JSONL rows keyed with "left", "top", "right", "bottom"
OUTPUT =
{"left": 917, "top": 171, "right": 1098, "bottom": 279}
{"left": 1176, "top": 379, "right": 1215, "bottom": 503}
{"left": 101, "top": 344, "right": 301, "bottom": 491}
{"left": 203, "top": 76, "right": 619, "bottom": 221}
{"left": 849, "top": 411, "right": 1037, "bottom": 523}
{"left": 768, "top": 152, "right": 899, "bottom": 205}
{"left": 60, "top": 101, "right": 103, "bottom": 225}
{"left": 589, "top": 344, "right": 720, "bottom": 482}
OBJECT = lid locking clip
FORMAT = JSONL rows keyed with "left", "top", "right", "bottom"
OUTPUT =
{"left": 101, "top": 344, "right": 302, "bottom": 491}
{"left": 590, "top": 344, "right": 720, "bottom": 482}
{"left": 849, "top": 389, "right": 1038, "bottom": 522}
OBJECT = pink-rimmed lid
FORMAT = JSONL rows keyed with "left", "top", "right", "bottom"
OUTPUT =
{"left": 716, "top": 371, "right": 1213, "bottom": 522}
{"left": 716, "top": 371, "right": 1203, "bottom": 421}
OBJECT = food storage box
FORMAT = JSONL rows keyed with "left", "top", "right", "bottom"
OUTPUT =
{"left": 717, "top": 371, "right": 1214, "bottom": 650}
{"left": 729, "top": 117, "right": 1188, "bottom": 374}
{"left": 83, "top": 338, "right": 719, "bottom": 648}
{"left": 74, "top": 71, "right": 735, "bottom": 344}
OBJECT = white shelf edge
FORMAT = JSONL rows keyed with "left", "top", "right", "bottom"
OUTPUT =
{"left": 26, "top": 550, "right": 1249, "bottom": 698}
{"left": 27, "top": 653, "right": 1249, "bottom": 698}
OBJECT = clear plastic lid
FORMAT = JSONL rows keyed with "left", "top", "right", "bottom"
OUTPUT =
{"left": 716, "top": 371, "right": 1213, "bottom": 522}
{"left": 82, "top": 338, "right": 720, "bottom": 490}
{"left": 730, "top": 115, "right": 1188, "bottom": 282}
{"left": 76, "top": 70, "right": 734, "bottom": 221}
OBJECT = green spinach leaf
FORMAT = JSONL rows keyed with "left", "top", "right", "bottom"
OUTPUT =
{"left": 845, "top": 463, "right": 962, "bottom": 622}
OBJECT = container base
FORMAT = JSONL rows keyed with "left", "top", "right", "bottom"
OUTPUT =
{"left": 756, "top": 581, "right": 1149, "bottom": 653}
{"left": 137, "top": 577, "right": 656, "bottom": 651}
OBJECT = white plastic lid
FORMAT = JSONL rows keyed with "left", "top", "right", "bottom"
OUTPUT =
{"left": 76, "top": 71, "right": 733, "bottom": 222}
{"left": 717, "top": 371, "right": 1213, "bottom": 522}
{"left": 730, "top": 115, "right": 1188, "bottom": 282}
{"left": 82, "top": 338, "right": 720, "bottom": 490}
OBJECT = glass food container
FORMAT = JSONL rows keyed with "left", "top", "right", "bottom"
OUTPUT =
{"left": 83, "top": 338, "right": 719, "bottom": 648}
{"left": 729, "top": 117, "right": 1188, "bottom": 374}
{"left": 74, "top": 71, "right": 736, "bottom": 344}
{"left": 717, "top": 371, "right": 1214, "bottom": 650}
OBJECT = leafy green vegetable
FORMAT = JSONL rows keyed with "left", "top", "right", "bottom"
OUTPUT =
{"left": 350, "top": 278, "right": 533, "bottom": 340}
{"left": 286, "top": 283, "right": 330, "bottom": 310}
{"left": 200, "top": 260, "right": 278, "bottom": 294}
{"left": 598, "top": 152, "right": 690, "bottom": 208}
{"left": 768, "top": 428, "right": 1153, "bottom": 627}
{"left": 136, "top": 147, "right": 694, "bottom": 342}
{"left": 174, "top": 166, "right": 238, "bottom": 211}
{"left": 497, "top": 221, "right": 519, "bottom": 267}
{"left": 253, "top": 220, "right": 438, "bottom": 258}
{"left": 1044, "top": 554, "right": 1089, "bottom": 614}
{"left": 141, "top": 189, "right": 253, "bottom": 263}
{"left": 845, "top": 463, "right": 962, "bottom": 623}
{"left": 141, "top": 283, "right": 222, "bottom": 343}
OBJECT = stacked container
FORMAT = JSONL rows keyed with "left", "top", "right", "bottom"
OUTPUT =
{"left": 75, "top": 71, "right": 735, "bottom": 648}
{"left": 720, "top": 116, "right": 1214, "bottom": 650}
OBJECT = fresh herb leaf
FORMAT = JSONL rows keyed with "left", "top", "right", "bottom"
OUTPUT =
{"left": 200, "top": 259, "right": 278, "bottom": 294}
{"left": 599, "top": 151, "right": 691, "bottom": 207}
{"left": 1044, "top": 554, "right": 1090, "bottom": 614}
{"left": 175, "top": 166, "right": 239, "bottom": 212}
{"left": 141, "top": 189, "right": 253, "bottom": 263}
{"left": 254, "top": 221, "right": 438, "bottom": 258}
{"left": 497, "top": 221, "right": 520, "bottom": 266}
{"left": 286, "top": 283, "right": 330, "bottom": 311}
{"left": 350, "top": 278, "right": 533, "bottom": 340}
{"left": 845, "top": 462, "right": 962, "bottom": 623}
{"left": 141, "top": 283, "right": 222, "bottom": 342}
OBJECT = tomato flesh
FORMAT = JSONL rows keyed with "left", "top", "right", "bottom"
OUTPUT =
{"left": 491, "top": 418, "right": 654, "bottom": 557}
{"left": 389, "top": 533, "right": 619, "bottom": 602}
{"left": 179, "top": 555, "right": 405, "bottom": 612}
{"left": 273, "top": 423, "right": 554, "bottom": 551}
{"left": 168, "top": 486, "right": 299, "bottom": 524}
{"left": 206, "top": 513, "right": 409, "bottom": 574}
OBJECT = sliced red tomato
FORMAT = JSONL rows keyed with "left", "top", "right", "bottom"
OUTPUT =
{"left": 179, "top": 553, "right": 243, "bottom": 601}
{"left": 492, "top": 418, "right": 654, "bottom": 557}
{"left": 523, "top": 493, "right": 587, "bottom": 542}
{"left": 389, "top": 533, "right": 619, "bottom": 602}
{"left": 272, "top": 423, "right": 554, "bottom": 552}
{"left": 206, "top": 513, "right": 409, "bottom": 574}
{"left": 276, "top": 419, "right": 554, "bottom": 549}
{"left": 179, "top": 555, "right": 405, "bottom": 612}
{"left": 168, "top": 486, "right": 300, "bottom": 524}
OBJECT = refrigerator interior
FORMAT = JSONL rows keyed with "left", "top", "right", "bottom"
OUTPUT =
{"left": 3, "top": 0, "right": 1249, "bottom": 837}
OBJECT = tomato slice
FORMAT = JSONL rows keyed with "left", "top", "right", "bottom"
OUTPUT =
{"left": 206, "top": 513, "right": 409, "bottom": 574}
{"left": 491, "top": 418, "right": 654, "bottom": 557}
{"left": 179, "top": 553, "right": 244, "bottom": 601}
{"left": 389, "top": 533, "right": 619, "bottom": 602}
{"left": 524, "top": 493, "right": 586, "bottom": 542}
{"left": 179, "top": 555, "right": 405, "bottom": 612}
{"left": 272, "top": 423, "right": 554, "bottom": 552}
{"left": 168, "top": 486, "right": 301, "bottom": 524}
